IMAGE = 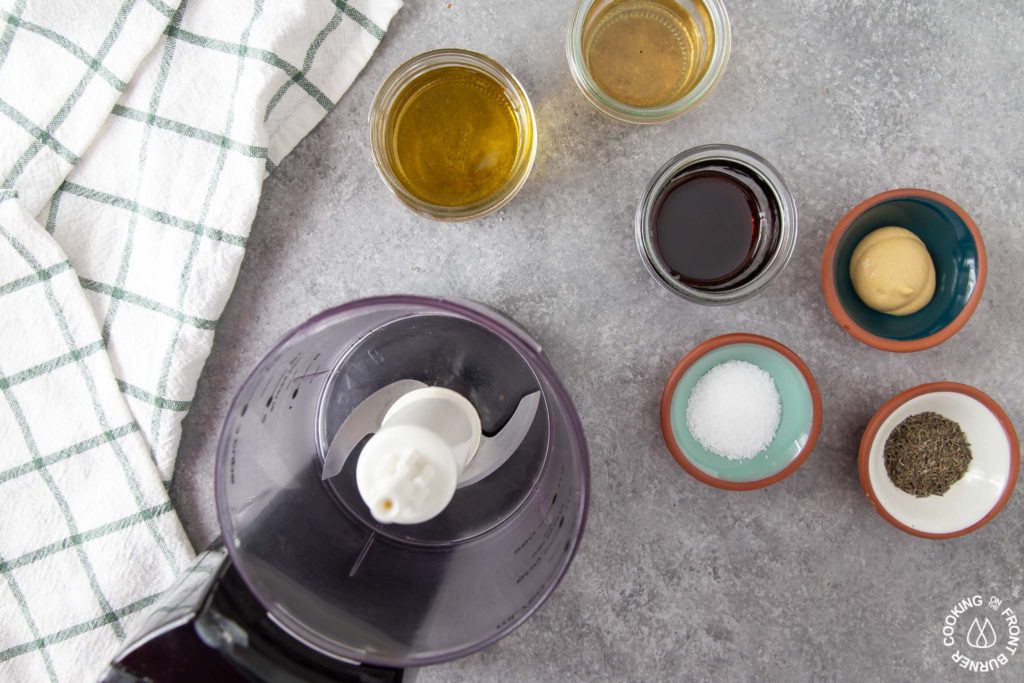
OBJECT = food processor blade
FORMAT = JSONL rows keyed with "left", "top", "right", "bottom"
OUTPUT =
{"left": 321, "top": 381, "right": 541, "bottom": 488}
{"left": 459, "top": 390, "right": 541, "bottom": 487}
{"left": 320, "top": 379, "right": 427, "bottom": 481}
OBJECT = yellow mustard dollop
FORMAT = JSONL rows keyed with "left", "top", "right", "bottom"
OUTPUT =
{"left": 850, "top": 226, "right": 935, "bottom": 316}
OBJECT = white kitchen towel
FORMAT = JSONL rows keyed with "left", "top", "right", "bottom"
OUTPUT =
{"left": 0, "top": 0, "right": 401, "bottom": 680}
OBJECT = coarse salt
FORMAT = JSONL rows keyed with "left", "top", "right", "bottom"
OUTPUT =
{"left": 685, "top": 360, "right": 781, "bottom": 460}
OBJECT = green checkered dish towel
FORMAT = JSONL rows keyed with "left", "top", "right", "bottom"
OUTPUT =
{"left": 0, "top": 0, "right": 401, "bottom": 680}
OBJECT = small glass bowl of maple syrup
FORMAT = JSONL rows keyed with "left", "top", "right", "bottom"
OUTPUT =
{"left": 635, "top": 145, "right": 798, "bottom": 305}
{"left": 566, "top": 0, "right": 731, "bottom": 124}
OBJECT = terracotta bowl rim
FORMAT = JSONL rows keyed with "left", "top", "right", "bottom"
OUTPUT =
{"left": 857, "top": 381, "right": 1020, "bottom": 539}
{"left": 660, "top": 332, "right": 823, "bottom": 491}
{"left": 820, "top": 188, "right": 987, "bottom": 353}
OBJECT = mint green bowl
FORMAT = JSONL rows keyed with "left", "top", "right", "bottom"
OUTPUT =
{"left": 660, "top": 333, "right": 823, "bottom": 490}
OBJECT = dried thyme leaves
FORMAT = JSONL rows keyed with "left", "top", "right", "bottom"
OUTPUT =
{"left": 884, "top": 412, "right": 972, "bottom": 497}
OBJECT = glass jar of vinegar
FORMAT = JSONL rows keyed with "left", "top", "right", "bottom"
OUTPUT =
{"left": 567, "top": 0, "right": 732, "bottom": 124}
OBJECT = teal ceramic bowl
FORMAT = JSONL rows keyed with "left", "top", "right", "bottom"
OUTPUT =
{"left": 822, "top": 189, "right": 987, "bottom": 352}
{"left": 660, "top": 333, "right": 822, "bottom": 490}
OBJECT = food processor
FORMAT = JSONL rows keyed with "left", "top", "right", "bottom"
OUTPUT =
{"left": 101, "top": 296, "right": 590, "bottom": 682}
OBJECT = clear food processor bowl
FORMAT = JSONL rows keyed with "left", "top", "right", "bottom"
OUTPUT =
{"left": 214, "top": 296, "right": 590, "bottom": 668}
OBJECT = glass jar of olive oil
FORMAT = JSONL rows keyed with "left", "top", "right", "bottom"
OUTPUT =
{"left": 369, "top": 49, "right": 537, "bottom": 221}
{"left": 566, "top": 0, "right": 732, "bottom": 124}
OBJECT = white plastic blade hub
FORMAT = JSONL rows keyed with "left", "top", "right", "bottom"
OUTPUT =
{"left": 356, "top": 387, "right": 482, "bottom": 524}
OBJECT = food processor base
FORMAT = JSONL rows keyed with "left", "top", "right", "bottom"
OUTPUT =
{"left": 100, "top": 546, "right": 416, "bottom": 683}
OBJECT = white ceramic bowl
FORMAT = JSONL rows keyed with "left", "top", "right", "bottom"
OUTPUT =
{"left": 859, "top": 382, "right": 1019, "bottom": 538}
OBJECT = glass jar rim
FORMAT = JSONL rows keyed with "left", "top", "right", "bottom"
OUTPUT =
{"left": 565, "top": 0, "right": 732, "bottom": 124}
{"left": 635, "top": 144, "right": 799, "bottom": 305}
{"left": 368, "top": 48, "right": 538, "bottom": 221}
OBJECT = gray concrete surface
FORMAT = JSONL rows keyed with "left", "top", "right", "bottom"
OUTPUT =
{"left": 173, "top": 1, "right": 1024, "bottom": 680}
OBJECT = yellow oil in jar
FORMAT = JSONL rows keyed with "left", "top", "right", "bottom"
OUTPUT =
{"left": 385, "top": 66, "right": 521, "bottom": 208}
{"left": 583, "top": 0, "right": 708, "bottom": 108}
